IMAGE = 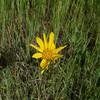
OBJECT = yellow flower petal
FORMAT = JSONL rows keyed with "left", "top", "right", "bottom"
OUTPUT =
{"left": 53, "top": 54, "right": 63, "bottom": 61}
{"left": 48, "top": 32, "right": 54, "bottom": 49}
{"left": 36, "top": 37, "right": 44, "bottom": 50}
{"left": 32, "top": 53, "right": 42, "bottom": 59}
{"left": 43, "top": 33, "right": 48, "bottom": 49}
{"left": 41, "top": 69, "right": 45, "bottom": 74}
{"left": 30, "top": 44, "right": 43, "bottom": 52}
{"left": 41, "top": 66, "right": 48, "bottom": 74}
{"left": 55, "top": 45, "right": 66, "bottom": 53}
{"left": 40, "top": 59, "right": 50, "bottom": 69}
{"left": 40, "top": 59, "right": 47, "bottom": 69}
{"left": 53, "top": 54, "right": 63, "bottom": 58}
{"left": 51, "top": 42, "right": 56, "bottom": 49}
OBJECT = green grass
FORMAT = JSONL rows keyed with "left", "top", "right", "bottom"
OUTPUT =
{"left": 0, "top": 0, "right": 100, "bottom": 100}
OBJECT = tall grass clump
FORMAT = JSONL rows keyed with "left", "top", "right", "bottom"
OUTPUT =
{"left": 0, "top": 0, "right": 100, "bottom": 100}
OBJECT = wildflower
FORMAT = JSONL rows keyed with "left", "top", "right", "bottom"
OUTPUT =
{"left": 30, "top": 32, "right": 66, "bottom": 74}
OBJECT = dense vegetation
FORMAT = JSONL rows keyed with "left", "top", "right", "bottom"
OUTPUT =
{"left": 0, "top": 0, "right": 100, "bottom": 100}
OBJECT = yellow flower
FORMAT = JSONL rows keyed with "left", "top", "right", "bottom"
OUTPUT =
{"left": 30, "top": 32, "right": 66, "bottom": 74}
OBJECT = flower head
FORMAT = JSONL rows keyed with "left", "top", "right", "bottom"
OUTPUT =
{"left": 30, "top": 32, "right": 66, "bottom": 74}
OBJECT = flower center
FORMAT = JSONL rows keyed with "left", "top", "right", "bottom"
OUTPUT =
{"left": 42, "top": 49, "right": 54, "bottom": 60}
